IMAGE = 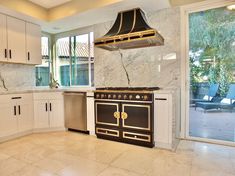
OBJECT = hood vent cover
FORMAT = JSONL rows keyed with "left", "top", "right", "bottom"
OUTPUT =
{"left": 94, "top": 8, "right": 164, "bottom": 51}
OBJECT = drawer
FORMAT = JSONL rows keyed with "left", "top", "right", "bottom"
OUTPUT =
{"left": 96, "top": 127, "right": 119, "bottom": 137}
{"left": 123, "top": 131, "right": 151, "bottom": 142}
{"left": 0, "top": 93, "right": 32, "bottom": 104}
{"left": 33, "top": 92, "right": 63, "bottom": 100}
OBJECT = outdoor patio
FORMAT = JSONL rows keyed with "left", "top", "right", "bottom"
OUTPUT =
{"left": 189, "top": 107, "right": 235, "bottom": 142}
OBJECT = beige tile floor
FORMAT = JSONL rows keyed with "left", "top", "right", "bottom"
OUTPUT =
{"left": 0, "top": 132, "right": 235, "bottom": 176}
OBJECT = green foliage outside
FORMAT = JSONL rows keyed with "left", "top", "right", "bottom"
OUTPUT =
{"left": 189, "top": 7, "right": 235, "bottom": 97}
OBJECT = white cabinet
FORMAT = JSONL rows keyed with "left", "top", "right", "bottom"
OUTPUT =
{"left": 154, "top": 91, "right": 180, "bottom": 150}
{"left": 33, "top": 92, "right": 64, "bottom": 131}
{"left": 17, "top": 96, "right": 34, "bottom": 132}
{"left": 34, "top": 100, "right": 50, "bottom": 129}
{"left": 26, "top": 22, "right": 41, "bottom": 65}
{"left": 0, "top": 14, "right": 7, "bottom": 62}
{"left": 0, "top": 94, "right": 33, "bottom": 138}
{"left": 7, "top": 16, "right": 26, "bottom": 64}
{"left": 0, "top": 101, "right": 17, "bottom": 137}
{"left": 154, "top": 94, "right": 172, "bottom": 149}
{"left": 0, "top": 13, "right": 41, "bottom": 65}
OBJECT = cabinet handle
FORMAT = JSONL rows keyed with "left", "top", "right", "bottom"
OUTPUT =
{"left": 4, "top": 49, "right": 7, "bottom": 58}
{"left": 27, "top": 52, "right": 30, "bottom": 61}
{"left": 45, "top": 103, "right": 48, "bottom": 111}
{"left": 49, "top": 103, "right": 52, "bottom": 111}
{"left": 155, "top": 98, "right": 167, "bottom": 101}
{"left": 14, "top": 106, "right": 16, "bottom": 116}
{"left": 18, "top": 105, "right": 21, "bottom": 115}
{"left": 9, "top": 49, "right": 11, "bottom": 59}
{"left": 11, "top": 97, "right": 22, "bottom": 99}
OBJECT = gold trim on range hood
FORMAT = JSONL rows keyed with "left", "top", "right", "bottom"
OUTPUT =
{"left": 94, "top": 8, "right": 164, "bottom": 51}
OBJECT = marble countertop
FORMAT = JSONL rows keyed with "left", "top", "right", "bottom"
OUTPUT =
{"left": 0, "top": 86, "right": 178, "bottom": 95}
{"left": 0, "top": 87, "right": 96, "bottom": 95}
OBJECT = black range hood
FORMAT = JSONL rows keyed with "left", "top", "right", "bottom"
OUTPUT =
{"left": 94, "top": 8, "right": 164, "bottom": 51}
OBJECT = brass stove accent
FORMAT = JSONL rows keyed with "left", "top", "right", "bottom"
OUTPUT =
{"left": 94, "top": 8, "right": 164, "bottom": 51}
{"left": 121, "top": 112, "right": 128, "bottom": 120}
{"left": 114, "top": 111, "right": 120, "bottom": 119}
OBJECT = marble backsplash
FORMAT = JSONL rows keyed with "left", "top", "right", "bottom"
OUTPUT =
{"left": 94, "top": 7, "right": 181, "bottom": 89}
{"left": 0, "top": 63, "right": 35, "bottom": 92}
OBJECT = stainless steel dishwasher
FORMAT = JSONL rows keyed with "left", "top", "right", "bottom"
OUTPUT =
{"left": 64, "top": 92, "right": 87, "bottom": 132}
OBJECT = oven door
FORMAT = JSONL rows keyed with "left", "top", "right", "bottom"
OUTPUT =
{"left": 95, "top": 102, "right": 120, "bottom": 126}
{"left": 121, "top": 103, "right": 152, "bottom": 131}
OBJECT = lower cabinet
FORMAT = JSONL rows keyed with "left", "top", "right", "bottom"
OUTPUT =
{"left": 0, "top": 94, "right": 33, "bottom": 138}
{"left": 33, "top": 92, "right": 64, "bottom": 130}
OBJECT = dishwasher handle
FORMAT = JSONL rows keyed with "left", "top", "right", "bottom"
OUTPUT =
{"left": 63, "top": 92, "right": 86, "bottom": 96}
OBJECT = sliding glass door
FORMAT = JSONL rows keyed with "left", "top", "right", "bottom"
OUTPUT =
{"left": 188, "top": 5, "right": 235, "bottom": 142}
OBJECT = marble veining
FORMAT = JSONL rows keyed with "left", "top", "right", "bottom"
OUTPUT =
{"left": 94, "top": 7, "right": 181, "bottom": 89}
{"left": 0, "top": 63, "right": 35, "bottom": 93}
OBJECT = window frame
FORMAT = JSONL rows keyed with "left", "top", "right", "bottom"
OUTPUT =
{"left": 35, "top": 33, "right": 51, "bottom": 87}
{"left": 55, "top": 32, "right": 94, "bottom": 88}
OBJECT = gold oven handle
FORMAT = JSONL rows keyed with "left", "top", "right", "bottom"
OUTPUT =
{"left": 113, "top": 112, "right": 120, "bottom": 119}
{"left": 121, "top": 112, "right": 128, "bottom": 120}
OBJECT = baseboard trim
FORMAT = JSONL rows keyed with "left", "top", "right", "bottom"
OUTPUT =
{"left": 0, "top": 130, "right": 33, "bottom": 143}
{"left": 33, "top": 127, "right": 66, "bottom": 133}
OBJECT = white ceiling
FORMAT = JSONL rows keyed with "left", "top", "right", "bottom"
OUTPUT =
{"left": 29, "top": 0, "right": 72, "bottom": 9}
{"left": 0, "top": 0, "right": 170, "bottom": 33}
{"left": 42, "top": 0, "right": 170, "bottom": 33}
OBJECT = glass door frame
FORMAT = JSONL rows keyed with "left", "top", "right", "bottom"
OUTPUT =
{"left": 180, "top": 0, "right": 235, "bottom": 146}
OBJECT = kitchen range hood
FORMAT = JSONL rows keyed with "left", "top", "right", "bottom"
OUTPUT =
{"left": 94, "top": 8, "right": 164, "bottom": 51}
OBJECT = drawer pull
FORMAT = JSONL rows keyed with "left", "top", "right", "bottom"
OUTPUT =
{"left": 123, "top": 132, "right": 151, "bottom": 142}
{"left": 96, "top": 128, "right": 119, "bottom": 137}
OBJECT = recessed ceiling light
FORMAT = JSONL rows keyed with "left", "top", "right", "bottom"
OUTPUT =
{"left": 227, "top": 4, "right": 235, "bottom": 10}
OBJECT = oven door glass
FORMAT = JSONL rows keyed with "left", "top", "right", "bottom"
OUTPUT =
{"left": 95, "top": 102, "right": 120, "bottom": 126}
{"left": 122, "top": 104, "right": 151, "bottom": 130}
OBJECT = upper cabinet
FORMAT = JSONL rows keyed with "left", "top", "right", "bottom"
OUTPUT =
{"left": 7, "top": 16, "right": 26, "bottom": 64}
{"left": 26, "top": 22, "right": 42, "bottom": 65}
{"left": 0, "top": 13, "right": 42, "bottom": 65}
{"left": 0, "top": 14, "right": 7, "bottom": 62}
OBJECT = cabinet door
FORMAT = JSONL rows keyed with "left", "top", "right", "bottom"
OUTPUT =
{"left": 34, "top": 100, "right": 49, "bottom": 129}
{"left": 154, "top": 95, "right": 170, "bottom": 144}
{"left": 121, "top": 103, "right": 151, "bottom": 131}
{"left": 95, "top": 102, "right": 120, "bottom": 126}
{"left": 7, "top": 16, "right": 26, "bottom": 63}
{"left": 18, "top": 102, "right": 33, "bottom": 132}
{"left": 26, "top": 23, "right": 41, "bottom": 65}
{"left": 0, "top": 14, "right": 7, "bottom": 62}
{"left": 0, "top": 103, "right": 18, "bottom": 137}
{"left": 49, "top": 99, "right": 64, "bottom": 128}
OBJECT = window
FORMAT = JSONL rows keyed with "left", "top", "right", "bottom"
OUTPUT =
{"left": 55, "top": 32, "right": 94, "bottom": 87}
{"left": 35, "top": 36, "right": 50, "bottom": 86}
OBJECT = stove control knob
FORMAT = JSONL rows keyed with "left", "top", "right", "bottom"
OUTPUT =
{"left": 118, "top": 95, "right": 122, "bottom": 99}
{"left": 129, "top": 95, "right": 133, "bottom": 99}
{"left": 123, "top": 95, "right": 127, "bottom": 99}
{"left": 136, "top": 95, "right": 140, "bottom": 99}
{"left": 101, "top": 94, "right": 105, "bottom": 98}
{"left": 143, "top": 95, "right": 148, "bottom": 100}
{"left": 96, "top": 94, "right": 100, "bottom": 98}
{"left": 108, "top": 94, "right": 111, "bottom": 99}
{"left": 113, "top": 94, "right": 117, "bottom": 99}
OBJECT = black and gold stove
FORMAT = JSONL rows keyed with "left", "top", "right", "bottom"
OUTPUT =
{"left": 94, "top": 87, "right": 160, "bottom": 148}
